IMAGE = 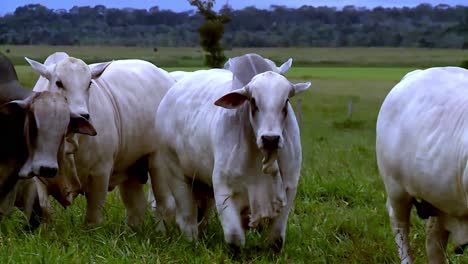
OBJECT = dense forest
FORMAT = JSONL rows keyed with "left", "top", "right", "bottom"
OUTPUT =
{"left": 0, "top": 4, "right": 467, "bottom": 48}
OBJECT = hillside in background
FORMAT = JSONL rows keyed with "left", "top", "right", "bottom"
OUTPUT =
{"left": 0, "top": 4, "right": 467, "bottom": 48}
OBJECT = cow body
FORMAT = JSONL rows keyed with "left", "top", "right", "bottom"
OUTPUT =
{"left": 35, "top": 59, "right": 174, "bottom": 225}
{"left": 376, "top": 66, "right": 468, "bottom": 263}
{"left": 151, "top": 54, "right": 309, "bottom": 250}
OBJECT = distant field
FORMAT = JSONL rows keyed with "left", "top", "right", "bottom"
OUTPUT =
{"left": 2, "top": 45, "right": 467, "bottom": 67}
{"left": 2, "top": 48, "right": 468, "bottom": 263}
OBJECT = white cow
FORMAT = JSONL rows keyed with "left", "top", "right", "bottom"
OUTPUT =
{"left": 147, "top": 55, "right": 295, "bottom": 212}
{"left": 376, "top": 66, "right": 468, "bottom": 263}
{"left": 27, "top": 57, "right": 175, "bottom": 225}
{"left": 150, "top": 53, "right": 310, "bottom": 251}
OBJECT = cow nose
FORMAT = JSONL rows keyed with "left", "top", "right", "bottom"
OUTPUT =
{"left": 261, "top": 135, "right": 280, "bottom": 150}
{"left": 455, "top": 243, "right": 468, "bottom": 254}
{"left": 39, "top": 166, "right": 58, "bottom": 178}
{"left": 80, "top": 113, "right": 90, "bottom": 120}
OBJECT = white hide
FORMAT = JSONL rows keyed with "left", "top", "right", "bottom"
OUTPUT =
{"left": 153, "top": 64, "right": 309, "bottom": 249}
{"left": 169, "top": 71, "right": 193, "bottom": 82}
{"left": 376, "top": 66, "right": 468, "bottom": 263}
{"left": 36, "top": 59, "right": 175, "bottom": 225}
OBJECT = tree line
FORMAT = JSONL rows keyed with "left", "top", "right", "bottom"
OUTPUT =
{"left": 0, "top": 3, "right": 467, "bottom": 48}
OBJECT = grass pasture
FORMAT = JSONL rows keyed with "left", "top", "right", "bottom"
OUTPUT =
{"left": 2, "top": 45, "right": 467, "bottom": 68}
{"left": 1, "top": 46, "right": 468, "bottom": 263}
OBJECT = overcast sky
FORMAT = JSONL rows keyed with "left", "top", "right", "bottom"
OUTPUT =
{"left": 1, "top": 0, "right": 466, "bottom": 14}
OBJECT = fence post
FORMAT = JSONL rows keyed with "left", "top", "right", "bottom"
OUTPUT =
{"left": 347, "top": 98, "right": 353, "bottom": 119}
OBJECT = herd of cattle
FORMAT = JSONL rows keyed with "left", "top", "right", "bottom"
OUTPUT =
{"left": 0, "top": 50, "right": 468, "bottom": 263}
{"left": 0, "top": 51, "right": 308, "bottom": 253}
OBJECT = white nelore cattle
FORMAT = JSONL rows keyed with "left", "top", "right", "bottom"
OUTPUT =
{"left": 376, "top": 66, "right": 468, "bottom": 263}
{"left": 29, "top": 57, "right": 175, "bottom": 225}
{"left": 151, "top": 53, "right": 310, "bottom": 251}
{"left": 147, "top": 55, "right": 294, "bottom": 211}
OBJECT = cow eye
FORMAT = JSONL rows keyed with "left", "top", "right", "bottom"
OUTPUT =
{"left": 88, "top": 81, "right": 92, "bottom": 89}
{"left": 56, "top": 81, "right": 64, "bottom": 89}
{"left": 250, "top": 98, "right": 258, "bottom": 115}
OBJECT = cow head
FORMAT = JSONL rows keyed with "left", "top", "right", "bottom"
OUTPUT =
{"left": 0, "top": 91, "right": 96, "bottom": 180}
{"left": 25, "top": 57, "right": 111, "bottom": 123}
{"left": 215, "top": 71, "right": 310, "bottom": 173}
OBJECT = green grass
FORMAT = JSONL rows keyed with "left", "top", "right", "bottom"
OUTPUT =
{"left": 3, "top": 47, "right": 468, "bottom": 263}
{"left": 2, "top": 45, "right": 467, "bottom": 67}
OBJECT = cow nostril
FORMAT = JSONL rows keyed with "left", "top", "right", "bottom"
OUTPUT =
{"left": 261, "top": 135, "right": 280, "bottom": 149}
{"left": 81, "top": 113, "right": 90, "bottom": 120}
{"left": 39, "top": 166, "right": 58, "bottom": 178}
{"left": 262, "top": 135, "right": 280, "bottom": 143}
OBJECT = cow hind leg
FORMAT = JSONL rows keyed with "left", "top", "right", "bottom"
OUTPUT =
{"left": 119, "top": 177, "right": 147, "bottom": 227}
{"left": 425, "top": 216, "right": 449, "bottom": 264}
{"left": 150, "top": 152, "right": 198, "bottom": 239}
{"left": 171, "top": 176, "right": 199, "bottom": 240}
{"left": 192, "top": 179, "right": 214, "bottom": 235}
{"left": 387, "top": 193, "right": 414, "bottom": 264}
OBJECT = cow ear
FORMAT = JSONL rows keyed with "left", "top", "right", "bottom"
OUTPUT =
{"left": 223, "top": 58, "right": 232, "bottom": 70}
{"left": 214, "top": 87, "right": 249, "bottom": 109}
{"left": 278, "top": 58, "right": 292, "bottom": 75}
{"left": 69, "top": 112, "right": 97, "bottom": 136}
{"left": 90, "top": 61, "right": 112, "bottom": 79}
{"left": 25, "top": 57, "right": 53, "bottom": 80}
{"left": 289, "top": 82, "right": 311, "bottom": 98}
{"left": 0, "top": 99, "right": 29, "bottom": 116}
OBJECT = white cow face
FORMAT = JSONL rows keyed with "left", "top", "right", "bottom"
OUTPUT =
{"left": 215, "top": 71, "right": 310, "bottom": 151}
{"left": 25, "top": 57, "right": 111, "bottom": 122}
{"left": 0, "top": 92, "right": 96, "bottom": 180}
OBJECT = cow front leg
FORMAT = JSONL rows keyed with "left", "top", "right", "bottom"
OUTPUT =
{"left": 425, "top": 216, "right": 448, "bottom": 264}
{"left": 85, "top": 170, "right": 110, "bottom": 225}
{"left": 267, "top": 186, "right": 297, "bottom": 252}
{"left": 119, "top": 177, "right": 147, "bottom": 226}
{"left": 213, "top": 172, "right": 246, "bottom": 251}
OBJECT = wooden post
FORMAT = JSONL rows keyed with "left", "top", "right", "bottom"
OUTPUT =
{"left": 347, "top": 98, "right": 353, "bottom": 119}
{"left": 296, "top": 99, "right": 302, "bottom": 130}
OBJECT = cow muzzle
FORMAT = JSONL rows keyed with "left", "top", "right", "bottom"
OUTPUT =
{"left": 260, "top": 133, "right": 283, "bottom": 151}
{"left": 261, "top": 135, "right": 280, "bottom": 150}
{"left": 455, "top": 243, "right": 468, "bottom": 254}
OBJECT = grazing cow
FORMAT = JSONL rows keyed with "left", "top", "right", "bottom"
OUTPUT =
{"left": 151, "top": 53, "right": 310, "bottom": 251}
{"left": 376, "top": 67, "right": 468, "bottom": 263}
{"left": 30, "top": 58, "right": 175, "bottom": 225}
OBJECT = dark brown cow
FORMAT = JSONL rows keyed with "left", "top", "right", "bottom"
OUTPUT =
{"left": 0, "top": 51, "right": 41, "bottom": 229}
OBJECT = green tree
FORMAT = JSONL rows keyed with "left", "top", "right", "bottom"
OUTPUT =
{"left": 189, "top": 0, "right": 230, "bottom": 68}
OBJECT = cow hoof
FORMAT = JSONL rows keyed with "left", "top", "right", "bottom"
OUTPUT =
{"left": 271, "top": 237, "right": 284, "bottom": 253}
{"left": 454, "top": 243, "right": 468, "bottom": 254}
{"left": 227, "top": 243, "right": 241, "bottom": 255}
